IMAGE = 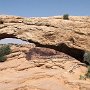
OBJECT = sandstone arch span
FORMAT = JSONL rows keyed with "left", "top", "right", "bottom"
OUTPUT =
{"left": 0, "top": 15, "right": 90, "bottom": 64}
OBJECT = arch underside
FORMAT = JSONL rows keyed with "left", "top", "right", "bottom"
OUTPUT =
{"left": 0, "top": 33, "right": 85, "bottom": 64}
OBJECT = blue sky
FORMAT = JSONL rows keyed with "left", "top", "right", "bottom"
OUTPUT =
{"left": 0, "top": 38, "right": 29, "bottom": 44}
{"left": 0, "top": 0, "right": 90, "bottom": 17}
{"left": 0, "top": 0, "right": 90, "bottom": 44}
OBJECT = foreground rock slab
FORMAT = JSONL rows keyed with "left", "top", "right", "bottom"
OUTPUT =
{"left": 0, "top": 45, "right": 89, "bottom": 90}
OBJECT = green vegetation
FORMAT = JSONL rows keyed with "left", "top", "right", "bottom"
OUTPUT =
{"left": 84, "top": 51, "right": 90, "bottom": 65}
{"left": 0, "top": 56, "right": 7, "bottom": 62}
{"left": 79, "top": 75, "right": 86, "bottom": 80}
{"left": 79, "top": 66, "right": 90, "bottom": 80}
{"left": 0, "top": 45, "right": 11, "bottom": 62}
{"left": 79, "top": 51, "right": 90, "bottom": 79}
{"left": 85, "top": 66, "right": 90, "bottom": 78}
{"left": 63, "top": 14, "right": 69, "bottom": 20}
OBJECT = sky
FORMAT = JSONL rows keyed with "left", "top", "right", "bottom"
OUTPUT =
{"left": 0, "top": 0, "right": 90, "bottom": 44}
{"left": 0, "top": 38, "right": 29, "bottom": 44}
{"left": 0, "top": 0, "right": 90, "bottom": 17}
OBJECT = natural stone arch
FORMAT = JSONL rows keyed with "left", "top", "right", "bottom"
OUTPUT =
{"left": 0, "top": 33, "right": 86, "bottom": 64}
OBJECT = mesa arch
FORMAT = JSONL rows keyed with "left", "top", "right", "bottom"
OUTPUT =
{"left": 0, "top": 15, "right": 90, "bottom": 63}
{"left": 0, "top": 33, "right": 85, "bottom": 63}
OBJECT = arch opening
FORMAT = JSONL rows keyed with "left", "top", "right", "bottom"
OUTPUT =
{"left": 0, "top": 38, "right": 29, "bottom": 44}
{"left": 0, "top": 33, "right": 30, "bottom": 44}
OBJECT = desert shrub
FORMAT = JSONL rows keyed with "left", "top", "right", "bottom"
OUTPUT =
{"left": 84, "top": 51, "right": 90, "bottom": 65}
{"left": 0, "top": 45, "right": 11, "bottom": 62}
{"left": 0, "top": 45, "right": 11, "bottom": 56}
{"left": 0, "top": 56, "right": 7, "bottom": 62}
{"left": 63, "top": 14, "right": 69, "bottom": 20}
{"left": 79, "top": 75, "right": 86, "bottom": 80}
{"left": 79, "top": 66, "right": 90, "bottom": 79}
{"left": 83, "top": 51, "right": 90, "bottom": 78}
{"left": 85, "top": 66, "right": 90, "bottom": 78}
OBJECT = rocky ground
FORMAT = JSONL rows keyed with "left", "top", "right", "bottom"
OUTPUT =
{"left": 0, "top": 15, "right": 90, "bottom": 90}
{"left": 0, "top": 44, "right": 89, "bottom": 90}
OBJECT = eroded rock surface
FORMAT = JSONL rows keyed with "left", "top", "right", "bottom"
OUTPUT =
{"left": 0, "top": 15, "right": 90, "bottom": 90}
{"left": 0, "top": 15, "right": 90, "bottom": 51}
{"left": 0, "top": 44, "right": 89, "bottom": 90}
